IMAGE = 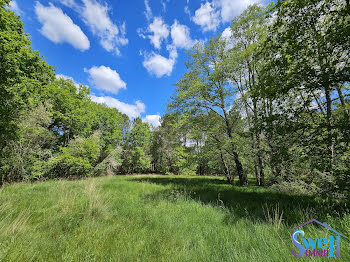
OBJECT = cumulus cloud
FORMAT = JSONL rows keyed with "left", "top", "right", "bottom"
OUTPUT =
{"left": 81, "top": 0, "right": 128, "bottom": 55}
{"left": 147, "top": 17, "right": 169, "bottom": 49}
{"left": 90, "top": 95, "right": 145, "bottom": 118}
{"left": 191, "top": 0, "right": 261, "bottom": 31}
{"left": 142, "top": 115, "right": 161, "bottom": 128}
{"left": 35, "top": 2, "right": 90, "bottom": 51}
{"left": 142, "top": 46, "right": 178, "bottom": 78}
{"left": 215, "top": 0, "right": 261, "bottom": 23}
{"left": 85, "top": 66, "right": 126, "bottom": 94}
{"left": 170, "top": 20, "right": 194, "bottom": 49}
{"left": 192, "top": 2, "right": 220, "bottom": 32}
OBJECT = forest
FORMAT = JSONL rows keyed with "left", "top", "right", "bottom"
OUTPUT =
{"left": 1, "top": 0, "right": 350, "bottom": 260}
{"left": 1, "top": 0, "right": 349, "bottom": 198}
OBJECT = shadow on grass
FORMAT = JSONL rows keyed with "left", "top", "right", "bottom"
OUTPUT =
{"left": 129, "top": 176, "right": 348, "bottom": 227}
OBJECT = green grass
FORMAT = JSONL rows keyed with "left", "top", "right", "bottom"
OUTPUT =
{"left": 0, "top": 175, "right": 349, "bottom": 261}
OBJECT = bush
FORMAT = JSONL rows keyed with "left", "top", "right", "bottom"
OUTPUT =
{"left": 48, "top": 133, "right": 101, "bottom": 178}
{"left": 0, "top": 103, "right": 56, "bottom": 183}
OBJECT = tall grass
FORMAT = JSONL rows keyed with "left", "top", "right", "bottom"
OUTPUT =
{"left": 0, "top": 175, "right": 349, "bottom": 261}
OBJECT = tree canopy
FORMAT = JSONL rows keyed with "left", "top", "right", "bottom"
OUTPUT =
{"left": 1, "top": 1, "right": 349, "bottom": 198}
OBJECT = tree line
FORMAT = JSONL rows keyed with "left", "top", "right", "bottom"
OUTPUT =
{"left": 1, "top": 0, "right": 349, "bottom": 198}
{"left": 166, "top": 0, "right": 350, "bottom": 196}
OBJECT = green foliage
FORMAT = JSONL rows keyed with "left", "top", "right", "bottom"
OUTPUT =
{"left": 170, "top": 35, "right": 248, "bottom": 184}
{"left": 0, "top": 2, "right": 54, "bottom": 153}
{"left": 96, "top": 105, "right": 125, "bottom": 153}
{"left": 255, "top": 0, "right": 350, "bottom": 194}
{"left": 122, "top": 118, "right": 152, "bottom": 173}
{"left": 0, "top": 103, "right": 56, "bottom": 183}
{"left": 0, "top": 0, "right": 349, "bottom": 202}
{"left": 43, "top": 78, "right": 126, "bottom": 149}
{"left": 172, "top": 146, "right": 197, "bottom": 175}
{"left": 149, "top": 114, "right": 199, "bottom": 175}
{"left": 43, "top": 79, "right": 93, "bottom": 144}
{"left": 49, "top": 133, "right": 101, "bottom": 178}
{"left": 0, "top": 76, "right": 127, "bottom": 183}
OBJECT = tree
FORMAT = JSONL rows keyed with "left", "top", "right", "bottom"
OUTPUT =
{"left": 122, "top": 118, "right": 152, "bottom": 173}
{"left": 1, "top": 103, "right": 56, "bottom": 183}
{"left": 48, "top": 133, "right": 101, "bottom": 178}
{"left": 0, "top": 0, "right": 54, "bottom": 153}
{"left": 225, "top": 4, "right": 268, "bottom": 185}
{"left": 263, "top": 0, "right": 350, "bottom": 171}
{"left": 94, "top": 104, "right": 126, "bottom": 156}
{"left": 170, "top": 38, "right": 248, "bottom": 185}
{"left": 43, "top": 79, "right": 92, "bottom": 146}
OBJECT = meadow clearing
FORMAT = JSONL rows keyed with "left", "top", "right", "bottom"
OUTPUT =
{"left": 0, "top": 175, "right": 349, "bottom": 261}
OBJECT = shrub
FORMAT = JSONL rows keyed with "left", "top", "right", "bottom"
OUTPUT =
{"left": 48, "top": 133, "right": 101, "bottom": 178}
{"left": 0, "top": 103, "right": 56, "bottom": 183}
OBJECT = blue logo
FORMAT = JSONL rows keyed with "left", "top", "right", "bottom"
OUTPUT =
{"left": 291, "top": 219, "right": 347, "bottom": 257}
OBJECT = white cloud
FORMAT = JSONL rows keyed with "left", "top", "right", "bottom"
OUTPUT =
{"left": 221, "top": 27, "right": 232, "bottom": 41}
{"left": 35, "top": 2, "right": 90, "bottom": 51}
{"left": 161, "top": 1, "right": 167, "bottom": 12}
{"left": 85, "top": 66, "right": 126, "bottom": 94}
{"left": 90, "top": 95, "right": 145, "bottom": 118}
{"left": 147, "top": 17, "right": 169, "bottom": 49}
{"left": 191, "top": 0, "right": 261, "bottom": 30}
{"left": 137, "top": 28, "right": 147, "bottom": 39}
{"left": 221, "top": 26, "right": 233, "bottom": 49}
{"left": 60, "top": 0, "right": 77, "bottom": 8}
{"left": 9, "top": 1, "right": 21, "bottom": 14}
{"left": 215, "top": 0, "right": 261, "bottom": 23}
{"left": 81, "top": 0, "right": 128, "bottom": 55}
{"left": 144, "top": 0, "right": 153, "bottom": 21}
{"left": 56, "top": 74, "right": 81, "bottom": 89}
{"left": 142, "top": 46, "right": 178, "bottom": 78}
{"left": 192, "top": 2, "right": 220, "bottom": 32}
{"left": 170, "top": 20, "right": 194, "bottom": 49}
{"left": 142, "top": 115, "right": 161, "bottom": 128}
{"left": 184, "top": 6, "right": 191, "bottom": 17}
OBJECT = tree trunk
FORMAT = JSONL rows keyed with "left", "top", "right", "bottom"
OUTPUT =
{"left": 254, "top": 155, "right": 260, "bottom": 186}
{"left": 253, "top": 99, "right": 265, "bottom": 186}
{"left": 255, "top": 131, "right": 265, "bottom": 186}
{"left": 264, "top": 98, "right": 282, "bottom": 183}
{"left": 239, "top": 87, "right": 260, "bottom": 185}
{"left": 232, "top": 151, "right": 247, "bottom": 185}
{"left": 199, "top": 164, "right": 203, "bottom": 176}
{"left": 312, "top": 91, "right": 326, "bottom": 115}
{"left": 336, "top": 85, "right": 350, "bottom": 144}
{"left": 336, "top": 85, "right": 349, "bottom": 118}
{"left": 220, "top": 152, "right": 233, "bottom": 184}
{"left": 324, "top": 84, "right": 334, "bottom": 171}
{"left": 250, "top": 125, "right": 260, "bottom": 186}
{"left": 221, "top": 102, "right": 247, "bottom": 185}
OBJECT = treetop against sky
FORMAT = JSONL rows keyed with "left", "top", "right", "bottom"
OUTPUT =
{"left": 9, "top": 0, "right": 267, "bottom": 127}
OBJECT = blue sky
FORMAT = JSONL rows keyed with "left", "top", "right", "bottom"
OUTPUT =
{"left": 10, "top": 0, "right": 265, "bottom": 127}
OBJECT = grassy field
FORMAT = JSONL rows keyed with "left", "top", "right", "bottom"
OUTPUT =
{"left": 0, "top": 175, "right": 349, "bottom": 261}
